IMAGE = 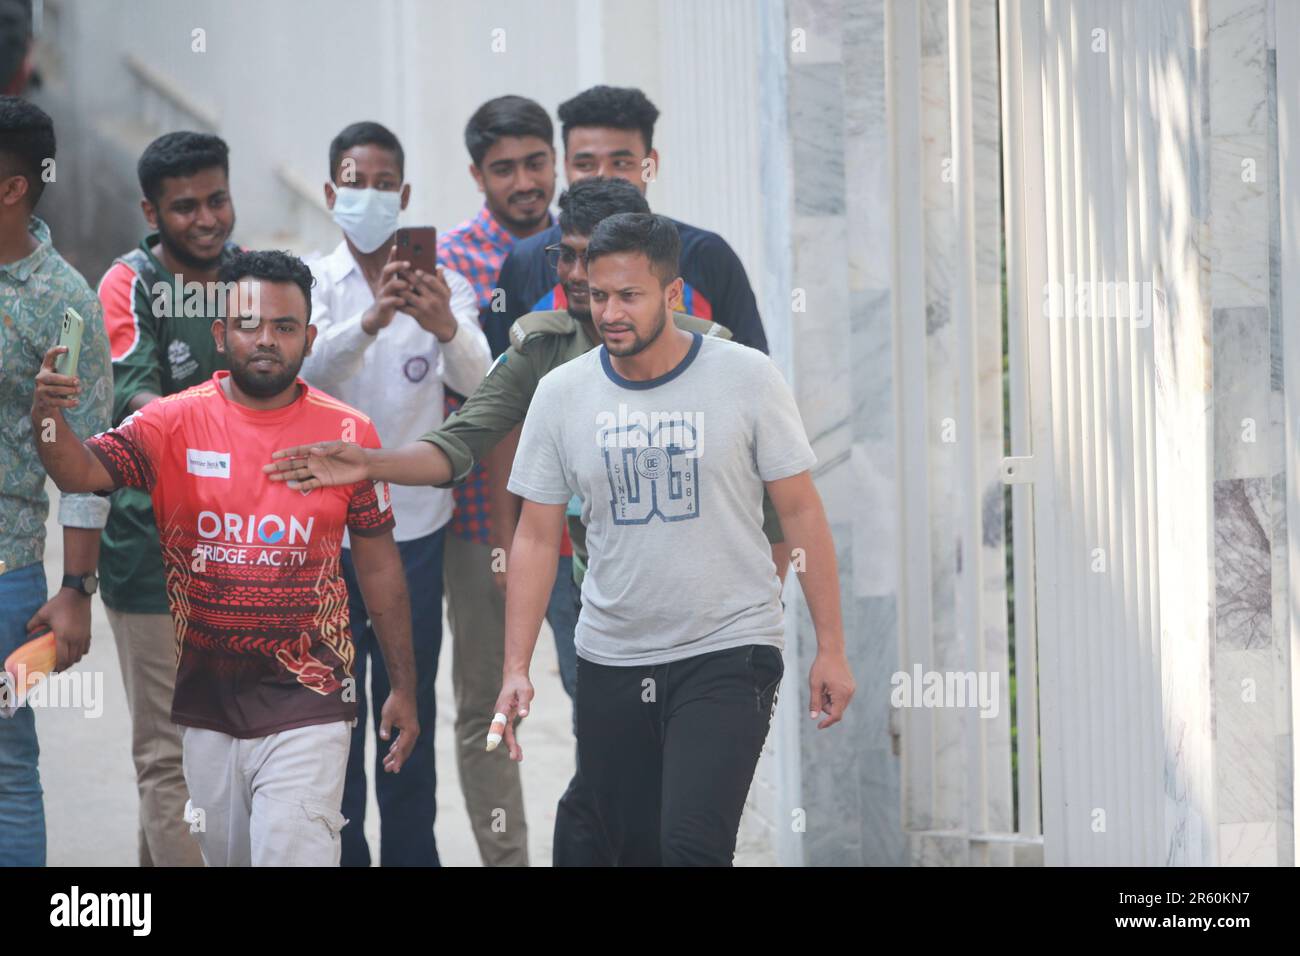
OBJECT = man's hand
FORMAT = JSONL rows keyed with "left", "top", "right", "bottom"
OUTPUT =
{"left": 402, "top": 267, "right": 457, "bottom": 342}
{"left": 379, "top": 688, "right": 419, "bottom": 773}
{"left": 808, "top": 649, "right": 855, "bottom": 730}
{"left": 26, "top": 588, "right": 92, "bottom": 672}
{"left": 32, "top": 346, "right": 80, "bottom": 421}
{"left": 264, "top": 441, "right": 369, "bottom": 490}
{"left": 491, "top": 671, "right": 534, "bottom": 762}
{"left": 360, "top": 246, "right": 410, "bottom": 335}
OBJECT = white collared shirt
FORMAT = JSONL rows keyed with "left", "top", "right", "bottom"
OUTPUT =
{"left": 301, "top": 239, "right": 491, "bottom": 541}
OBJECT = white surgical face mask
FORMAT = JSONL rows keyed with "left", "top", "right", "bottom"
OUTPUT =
{"left": 331, "top": 185, "right": 401, "bottom": 254}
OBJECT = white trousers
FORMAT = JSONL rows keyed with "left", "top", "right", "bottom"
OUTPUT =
{"left": 181, "top": 720, "right": 351, "bottom": 866}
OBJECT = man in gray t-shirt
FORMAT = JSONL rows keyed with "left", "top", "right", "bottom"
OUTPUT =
{"left": 494, "top": 213, "right": 854, "bottom": 866}
{"left": 510, "top": 330, "right": 810, "bottom": 665}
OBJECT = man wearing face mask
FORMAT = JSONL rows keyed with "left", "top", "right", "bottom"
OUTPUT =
{"left": 300, "top": 121, "right": 490, "bottom": 867}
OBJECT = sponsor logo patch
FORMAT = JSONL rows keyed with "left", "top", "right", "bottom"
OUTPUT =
{"left": 186, "top": 448, "right": 231, "bottom": 479}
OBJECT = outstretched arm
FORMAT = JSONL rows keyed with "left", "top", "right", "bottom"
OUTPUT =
{"left": 264, "top": 438, "right": 453, "bottom": 490}
{"left": 266, "top": 343, "right": 543, "bottom": 491}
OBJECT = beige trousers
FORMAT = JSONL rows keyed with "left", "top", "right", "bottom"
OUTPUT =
{"left": 105, "top": 609, "right": 204, "bottom": 867}
{"left": 444, "top": 534, "right": 529, "bottom": 866}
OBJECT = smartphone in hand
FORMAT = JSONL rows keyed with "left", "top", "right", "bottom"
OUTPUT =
{"left": 394, "top": 227, "right": 438, "bottom": 279}
{"left": 54, "top": 307, "right": 85, "bottom": 378}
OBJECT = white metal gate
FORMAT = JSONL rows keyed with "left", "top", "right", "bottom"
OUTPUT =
{"left": 1000, "top": 0, "right": 1192, "bottom": 865}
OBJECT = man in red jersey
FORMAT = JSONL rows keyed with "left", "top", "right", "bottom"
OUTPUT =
{"left": 31, "top": 249, "right": 418, "bottom": 867}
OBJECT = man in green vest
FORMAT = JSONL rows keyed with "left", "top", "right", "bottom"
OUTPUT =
{"left": 96, "top": 131, "right": 238, "bottom": 867}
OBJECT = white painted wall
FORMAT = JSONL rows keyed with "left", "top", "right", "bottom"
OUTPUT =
{"left": 41, "top": 0, "right": 768, "bottom": 287}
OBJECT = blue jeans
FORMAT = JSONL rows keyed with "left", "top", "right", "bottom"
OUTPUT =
{"left": 339, "top": 528, "right": 445, "bottom": 867}
{"left": 546, "top": 556, "right": 580, "bottom": 708}
{"left": 0, "top": 562, "right": 48, "bottom": 867}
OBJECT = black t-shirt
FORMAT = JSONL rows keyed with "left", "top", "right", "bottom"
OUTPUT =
{"left": 486, "top": 217, "right": 768, "bottom": 358}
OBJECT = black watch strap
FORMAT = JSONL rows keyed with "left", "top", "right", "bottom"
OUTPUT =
{"left": 61, "top": 572, "right": 98, "bottom": 596}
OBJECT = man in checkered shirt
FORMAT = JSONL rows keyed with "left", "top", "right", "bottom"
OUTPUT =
{"left": 437, "top": 95, "right": 557, "bottom": 867}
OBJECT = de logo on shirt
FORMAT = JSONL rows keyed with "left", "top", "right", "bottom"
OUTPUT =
{"left": 598, "top": 412, "right": 702, "bottom": 525}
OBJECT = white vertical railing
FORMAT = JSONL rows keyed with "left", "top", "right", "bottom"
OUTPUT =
{"left": 997, "top": 0, "right": 1044, "bottom": 842}
{"left": 889, "top": 0, "right": 1027, "bottom": 862}
{"left": 888, "top": 0, "right": 938, "bottom": 839}
{"left": 947, "top": 0, "right": 987, "bottom": 860}
{"left": 1004, "top": 0, "right": 1172, "bottom": 865}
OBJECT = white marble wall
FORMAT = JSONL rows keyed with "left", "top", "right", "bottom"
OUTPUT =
{"left": 1146, "top": 0, "right": 1217, "bottom": 869}
{"left": 1008, "top": 0, "right": 1293, "bottom": 865}
{"left": 774, "top": 0, "right": 908, "bottom": 866}
{"left": 766, "top": 0, "right": 1012, "bottom": 866}
{"left": 1206, "top": 0, "right": 1292, "bottom": 866}
{"left": 761, "top": 0, "right": 1295, "bottom": 867}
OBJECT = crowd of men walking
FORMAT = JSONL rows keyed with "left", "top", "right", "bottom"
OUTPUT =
{"left": 1, "top": 77, "right": 854, "bottom": 867}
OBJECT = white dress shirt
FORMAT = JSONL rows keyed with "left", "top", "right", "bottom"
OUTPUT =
{"left": 301, "top": 239, "right": 491, "bottom": 542}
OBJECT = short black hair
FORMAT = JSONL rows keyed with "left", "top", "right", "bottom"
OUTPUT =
{"left": 464, "top": 95, "right": 553, "bottom": 166}
{"left": 137, "top": 131, "right": 229, "bottom": 204}
{"left": 558, "top": 177, "right": 650, "bottom": 237}
{"left": 0, "top": 94, "right": 53, "bottom": 208}
{"left": 585, "top": 213, "right": 680, "bottom": 287}
{"left": 557, "top": 85, "right": 660, "bottom": 153}
{"left": 329, "top": 121, "right": 404, "bottom": 183}
{"left": 217, "top": 249, "right": 315, "bottom": 323}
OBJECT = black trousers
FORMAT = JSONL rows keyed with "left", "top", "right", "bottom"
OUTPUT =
{"left": 553, "top": 643, "right": 783, "bottom": 867}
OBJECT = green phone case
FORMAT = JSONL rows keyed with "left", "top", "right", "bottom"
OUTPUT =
{"left": 55, "top": 307, "right": 84, "bottom": 377}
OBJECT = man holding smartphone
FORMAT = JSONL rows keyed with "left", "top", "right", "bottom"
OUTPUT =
{"left": 0, "top": 96, "right": 112, "bottom": 866}
{"left": 300, "top": 121, "right": 490, "bottom": 867}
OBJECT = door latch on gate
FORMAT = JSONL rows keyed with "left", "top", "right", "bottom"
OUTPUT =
{"left": 1000, "top": 456, "right": 1035, "bottom": 485}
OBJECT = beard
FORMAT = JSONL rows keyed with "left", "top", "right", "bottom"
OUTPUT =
{"left": 157, "top": 218, "right": 231, "bottom": 272}
{"left": 563, "top": 281, "right": 591, "bottom": 322}
{"left": 495, "top": 190, "right": 549, "bottom": 233}
{"left": 602, "top": 306, "right": 669, "bottom": 358}
{"left": 229, "top": 351, "right": 302, "bottom": 398}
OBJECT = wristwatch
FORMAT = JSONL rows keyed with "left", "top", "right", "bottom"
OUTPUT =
{"left": 61, "top": 571, "right": 99, "bottom": 596}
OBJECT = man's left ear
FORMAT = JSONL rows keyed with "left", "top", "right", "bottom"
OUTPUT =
{"left": 304, "top": 323, "right": 318, "bottom": 355}
{"left": 400, "top": 182, "right": 411, "bottom": 211}
{"left": 0, "top": 174, "right": 28, "bottom": 208}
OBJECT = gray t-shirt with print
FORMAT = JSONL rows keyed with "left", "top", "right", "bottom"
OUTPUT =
{"left": 508, "top": 332, "right": 817, "bottom": 666}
